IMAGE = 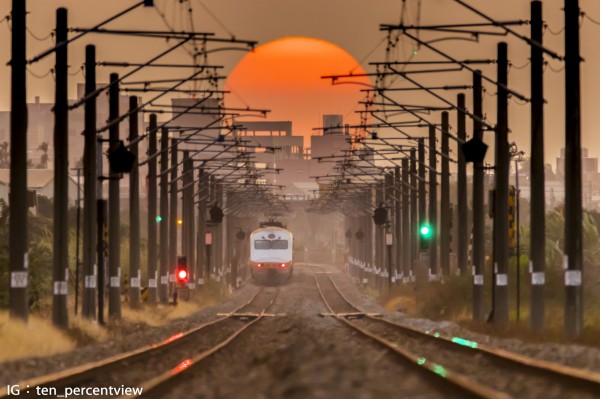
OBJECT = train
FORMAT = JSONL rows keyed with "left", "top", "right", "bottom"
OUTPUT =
{"left": 249, "top": 226, "right": 293, "bottom": 284}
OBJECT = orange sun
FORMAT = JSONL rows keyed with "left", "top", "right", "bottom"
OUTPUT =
{"left": 225, "top": 36, "right": 371, "bottom": 146}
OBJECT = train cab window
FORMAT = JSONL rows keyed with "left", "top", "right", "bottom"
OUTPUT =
{"left": 254, "top": 239, "right": 289, "bottom": 250}
{"left": 271, "top": 240, "right": 288, "bottom": 249}
{"left": 255, "top": 240, "right": 271, "bottom": 250}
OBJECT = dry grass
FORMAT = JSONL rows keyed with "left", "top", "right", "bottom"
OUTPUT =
{"left": 0, "top": 311, "right": 76, "bottom": 362}
{"left": 68, "top": 316, "right": 109, "bottom": 345}
{"left": 120, "top": 300, "right": 208, "bottom": 326}
{"left": 384, "top": 274, "right": 600, "bottom": 348}
{"left": 0, "top": 283, "right": 228, "bottom": 362}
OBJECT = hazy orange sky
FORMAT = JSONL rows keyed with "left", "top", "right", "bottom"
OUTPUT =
{"left": 0, "top": 0, "right": 599, "bottom": 167}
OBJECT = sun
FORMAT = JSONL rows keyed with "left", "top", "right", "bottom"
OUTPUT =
{"left": 225, "top": 36, "right": 371, "bottom": 146}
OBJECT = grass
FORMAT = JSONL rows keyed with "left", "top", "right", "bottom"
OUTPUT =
{"left": 0, "top": 311, "right": 76, "bottom": 362}
{"left": 0, "top": 281, "right": 230, "bottom": 362}
{"left": 379, "top": 274, "right": 600, "bottom": 348}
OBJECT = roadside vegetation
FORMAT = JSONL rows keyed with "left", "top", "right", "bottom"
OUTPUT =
{"left": 385, "top": 207, "right": 600, "bottom": 346}
{"left": 0, "top": 199, "right": 227, "bottom": 361}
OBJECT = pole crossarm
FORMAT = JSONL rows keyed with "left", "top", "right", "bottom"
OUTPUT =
{"left": 68, "top": 28, "right": 257, "bottom": 48}
{"left": 397, "top": 31, "right": 531, "bottom": 102}
{"left": 380, "top": 21, "right": 528, "bottom": 31}
{"left": 98, "top": 62, "right": 223, "bottom": 69}
{"left": 377, "top": 73, "right": 494, "bottom": 132}
{"left": 69, "top": 34, "right": 196, "bottom": 110}
{"left": 24, "top": 1, "right": 148, "bottom": 65}
{"left": 370, "top": 59, "right": 495, "bottom": 66}
{"left": 451, "top": 0, "right": 563, "bottom": 60}
{"left": 361, "top": 85, "right": 472, "bottom": 92}
{"left": 121, "top": 76, "right": 227, "bottom": 85}
{"left": 322, "top": 68, "right": 463, "bottom": 81}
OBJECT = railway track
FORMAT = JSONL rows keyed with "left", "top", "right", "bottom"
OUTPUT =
{"left": 297, "top": 263, "right": 328, "bottom": 273}
{"left": 314, "top": 272, "right": 600, "bottom": 399}
{"left": 0, "top": 287, "right": 280, "bottom": 399}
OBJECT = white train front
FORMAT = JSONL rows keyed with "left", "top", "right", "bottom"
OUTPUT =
{"left": 249, "top": 226, "right": 293, "bottom": 284}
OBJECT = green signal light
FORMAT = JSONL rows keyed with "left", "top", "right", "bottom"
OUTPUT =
{"left": 156, "top": 215, "right": 162, "bottom": 223}
{"left": 420, "top": 224, "right": 432, "bottom": 237}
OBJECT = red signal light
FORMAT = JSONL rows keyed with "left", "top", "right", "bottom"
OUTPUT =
{"left": 176, "top": 267, "right": 188, "bottom": 283}
{"left": 280, "top": 263, "right": 286, "bottom": 268}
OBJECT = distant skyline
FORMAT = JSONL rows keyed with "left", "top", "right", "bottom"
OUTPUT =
{"left": 0, "top": 0, "right": 599, "bottom": 165}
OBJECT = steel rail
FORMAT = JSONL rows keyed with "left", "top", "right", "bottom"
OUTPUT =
{"left": 325, "top": 273, "right": 600, "bottom": 398}
{"left": 127, "top": 289, "right": 280, "bottom": 398}
{"left": 314, "top": 273, "right": 511, "bottom": 399}
{"left": 0, "top": 287, "right": 270, "bottom": 398}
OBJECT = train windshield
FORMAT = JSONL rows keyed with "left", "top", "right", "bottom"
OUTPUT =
{"left": 254, "top": 239, "right": 288, "bottom": 250}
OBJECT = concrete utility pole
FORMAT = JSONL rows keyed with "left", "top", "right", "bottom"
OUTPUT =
{"left": 197, "top": 168, "right": 207, "bottom": 285}
{"left": 82, "top": 45, "right": 97, "bottom": 318}
{"left": 52, "top": 8, "right": 69, "bottom": 328}
{"left": 564, "top": 0, "right": 583, "bottom": 337}
{"left": 9, "top": 0, "right": 29, "bottom": 322}
{"left": 530, "top": 0, "right": 546, "bottom": 332}
{"left": 456, "top": 94, "right": 468, "bottom": 276}
{"left": 159, "top": 128, "right": 169, "bottom": 303}
{"left": 215, "top": 180, "right": 224, "bottom": 279}
{"left": 183, "top": 153, "right": 195, "bottom": 289}
{"left": 428, "top": 125, "right": 438, "bottom": 278}
{"left": 128, "top": 96, "right": 141, "bottom": 308}
{"left": 472, "top": 71, "right": 485, "bottom": 321}
{"left": 169, "top": 139, "right": 179, "bottom": 296}
{"left": 394, "top": 166, "right": 402, "bottom": 282}
{"left": 375, "top": 183, "right": 383, "bottom": 289}
{"left": 97, "top": 200, "right": 107, "bottom": 325}
{"left": 146, "top": 114, "right": 158, "bottom": 303}
{"left": 108, "top": 73, "right": 121, "bottom": 320}
{"left": 410, "top": 148, "right": 418, "bottom": 276}
{"left": 385, "top": 172, "right": 393, "bottom": 289}
{"left": 494, "top": 42, "right": 510, "bottom": 325}
{"left": 418, "top": 138, "right": 426, "bottom": 254}
{"left": 440, "top": 112, "right": 451, "bottom": 275}
{"left": 401, "top": 157, "right": 410, "bottom": 280}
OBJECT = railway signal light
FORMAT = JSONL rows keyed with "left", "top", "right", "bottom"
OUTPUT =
{"left": 209, "top": 204, "right": 224, "bottom": 224}
{"left": 461, "top": 136, "right": 488, "bottom": 163}
{"left": 108, "top": 140, "right": 136, "bottom": 174}
{"left": 419, "top": 223, "right": 433, "bottom": 250}
{"left": 373, "top": 206, "right": 388, "bottom": 226}
{"left": 155, "top": 215, "right": 162, "bottom": 223}
{"left": 176, "top": 256, "right": 188, "bottom": 285}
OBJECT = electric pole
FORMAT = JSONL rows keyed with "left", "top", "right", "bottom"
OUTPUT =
{"left": 428, "top": 125, "right": 438, "bottom": 278}
{"left": 472, "top": 70, "right": 485, "bottom": 321}
{"left": 82, "top": 45, "right": 97, "bottom": 318}
{"left": 108, "top": 73, "right": 121, "bottom": 319}
{"left": 494, "top": 42, "right": 510, "bottom": 325}
{"left": 530, "top": 0, "right": 546, "bottom": 332}
{"left": 440, "top": 112, "right": 450, "bottom": 276}
{"left": 52, "top": 8, "right": 69, "bottom": 328}
{"left": 457, "top": 93, "right": 468, "bottom": 276}
{"left": 128, "top": 96, "right": 141, "bottom": 307}
{"left": 564, "top": 0, "right": 583, "bottom": 337}
{"left": 147, "top": 114, "right": 158, "bottom": 303}
{"left": 159, "top": 127, "right": 169, "bottom": 303}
